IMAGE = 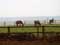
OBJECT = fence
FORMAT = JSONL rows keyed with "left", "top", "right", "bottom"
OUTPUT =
{"left": 0, "top": 26, "right": 60, "bottom": 39}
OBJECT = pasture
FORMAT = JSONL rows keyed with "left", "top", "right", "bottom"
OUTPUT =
{"left": 0, "top": 24, "right": 60, "bottom": 45}
{"left": 0, "top": 24, "right": 60, "bottom": 38}
{"left": 0, "top": 24, "right": 60, "bottom": 33}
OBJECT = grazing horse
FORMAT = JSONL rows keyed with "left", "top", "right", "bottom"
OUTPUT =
{"left": 34, "top": 20, "right": 41, "bottom": 26}
{"left": 49, "top": 18, "right": 54, "bottom": 24}
{"left": 16, "top": 20, "right": 24, "bottom": 27}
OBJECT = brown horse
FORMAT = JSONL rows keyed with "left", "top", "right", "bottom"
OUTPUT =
{"left": 16, "top": 20, "right": 24, "bottom": 27}
{"left": 34, "top": 20, "right": 41, "bottom": 26}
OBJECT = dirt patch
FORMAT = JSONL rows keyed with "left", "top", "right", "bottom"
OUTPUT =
{"left": 0, "top": 40, "right": 60, "bottom": 45}
{"left": 0, "top": 40, "right": 47, "bottom": 45}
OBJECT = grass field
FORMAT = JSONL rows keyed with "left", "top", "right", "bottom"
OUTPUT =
{"left": 0, "top": 24, "right": 60, "bottom": 33}
{"left": 0, "top": 24, "right": 60, "bottom": 45}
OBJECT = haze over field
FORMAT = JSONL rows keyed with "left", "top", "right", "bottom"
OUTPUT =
{"left": 0, "top": 16, "right": 60, "bottom": 26}
{"left": 0, "top": 0, "right": 60, "bottom": 26}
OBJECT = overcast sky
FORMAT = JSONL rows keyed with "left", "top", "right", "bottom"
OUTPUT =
{"left": 0, "top": 0, "right": 60, "bottom": 25}
{"left": 0, "top": 0, "right": 60, "bottom": 17}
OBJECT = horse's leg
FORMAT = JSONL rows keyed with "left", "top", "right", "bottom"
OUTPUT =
{"left": 22, "top": 24, "right": 24, "bottom": 27}
{"left": 34, "top": 23, "right": 36, "bottom": 27}
{"left": 17, "top": 24, "right": 18, "bottom": 27}
{"left": 39, "top": 24, "right": 41, "bottom": 26}
{"left": 49, "top": 20, "right": 50, "bottom": 24}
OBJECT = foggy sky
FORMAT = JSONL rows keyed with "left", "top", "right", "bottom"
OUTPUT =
{"left": 0, "top": 0, "right": 60, "bottom": 17}
{"left": 0, "top": 0, "right": 60, "bottom": 26}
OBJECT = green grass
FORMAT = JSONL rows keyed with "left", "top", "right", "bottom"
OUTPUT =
{"left": 45, "top": 26, "right": 60, "bottom": 32}
{"left": 0, "top": 28, "right": 8, "bottom": 33}
{"left": 44, "top": 24, "right": 60, "bottom": 26}
{"left": 10, "top": 27, "right": 38, "bottom": 33}
{"left": 0, "top": 24, "right": 60, "bottom": 33}
{"left": 10, "top": 27, "right": 42, "bottom": 33}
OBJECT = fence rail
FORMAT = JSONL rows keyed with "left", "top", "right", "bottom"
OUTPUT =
{"left": 0, "top": 25, "right": 60, "bottom": 28}
{"left": 0, "top": 26, "right": 60, "bottom": 39}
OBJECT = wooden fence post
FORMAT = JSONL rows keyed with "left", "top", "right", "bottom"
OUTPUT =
{"left": 37, "top": 26, "right": 40, "bottom": 39}
{"left": 8, "top": 27, "right": 10, "bottom": 37}
{"left": 42, "top": 26, "right": 45, "bottom": 39}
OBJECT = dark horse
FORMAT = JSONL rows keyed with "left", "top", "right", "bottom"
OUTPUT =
{"left": 49, "top": 18, "right": 54, "bottom": 24}
{"left": 34, "top": 20, "right": 41, "bottom": 26}
{"left": 16, "top": 20, "right": 24, "bottom": 27}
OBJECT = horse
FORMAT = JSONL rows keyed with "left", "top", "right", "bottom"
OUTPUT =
{"left": 34, "top": 20, "right": 41, "bottom": 26}
{"left": 16, "top": 20, "right": 24, "bottom": 27}
{"left": 49, "top": 18, "right": 54, "bottom": 24}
